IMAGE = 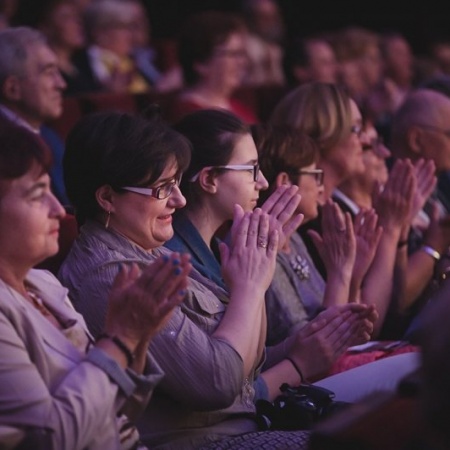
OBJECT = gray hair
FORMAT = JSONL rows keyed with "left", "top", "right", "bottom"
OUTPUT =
{"left": 84, "top": 0, "right": 136, "bottom": 40}
{"left": 0, "top": 27, "right": 47, "bottom": 88}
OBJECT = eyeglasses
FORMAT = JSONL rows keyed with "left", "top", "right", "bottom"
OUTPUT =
{"left": 189, "top": 163, "right": 260, "bottom": 182}
{"left": 417, "top": 124, "right": 450, "bottom": 138}
{"left": 121, "top": 175, "right": 181, "bottom": 200}
{"left": 297, "top": 168, "right": 324, "bottom": 186}
{"left": 350, "top": 124, "right": 363, "bottom": 138}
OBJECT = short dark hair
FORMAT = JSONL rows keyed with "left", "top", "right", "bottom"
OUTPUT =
{"left": 64, "top": 111, "right": 191, "bottom": 225}
{"left": 174, "top": 108, "right": 250, "bottom": 203}
{"left": 0, "top": 121, "right": 52, "bottom": 199}
{"left": 178, "top": 10, "right": 245, "bottom": 86}
{"left": 252, "top": 123, "right": 318, "bottom": 203}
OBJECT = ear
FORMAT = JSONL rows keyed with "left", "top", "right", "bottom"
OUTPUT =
{"left": 197, "top": 167, "right": 218, "bottom": 194}
{"left": 406, "top": 126, "right": 424, "bottom": 157}
{"left": 95, "top": 184, "right": 115, "bottom": 213}
{"left": 275, "top": 172, "right": 293, "bottom": 188}
{"left": 2, "top": 75, "right": 22, "bottom": 101}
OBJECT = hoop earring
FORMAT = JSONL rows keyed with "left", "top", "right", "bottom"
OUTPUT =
{"left": 105, "top": 210, "right": 111, "bottom": 229}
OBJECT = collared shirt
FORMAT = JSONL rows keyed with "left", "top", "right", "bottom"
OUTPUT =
{"left": 58, "top": 220, "right": 261, "bottom": 450}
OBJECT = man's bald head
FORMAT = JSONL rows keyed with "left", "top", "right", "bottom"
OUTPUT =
{"left": 390, "top": 89, "right": 450, "bottom": 172}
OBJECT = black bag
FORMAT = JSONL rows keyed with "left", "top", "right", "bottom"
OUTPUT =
{"left": 255, "top": 383, "right": 350, "bottom": 431}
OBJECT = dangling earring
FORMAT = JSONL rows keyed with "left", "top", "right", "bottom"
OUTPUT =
{"left": 105, "top": 210, "right": 111, "bottom": 229}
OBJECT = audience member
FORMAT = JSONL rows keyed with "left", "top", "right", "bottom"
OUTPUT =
{"left": 269, "top": 81, "right": 415, "bottom": 335}
{"left": 0, "top": 122, "right": 187, "bottom": 449}
{"left": 282, "top": 33, "right": 339, "bottom": 88}
{"left": 330, "top": 26, "right": 383, "bottom": 109}
{"left": 58, "top": 110, "right": 418, "bottom": 449}
{"left": 0, "top": 26, "right": 69, "bottom": 206}
{"left": 253, "top": 124, "right": 375, "bottom": 345}
{"left": 240, "top": 0, "right": 286, "bottom": 87}
{"left": 170, "top": 10, "right": 258, "bottom": 124}
{"left": 36, "top": 0, "right": 96, "bottom": 95}
{"left": 74, "top": 0, "right": 150, "bottom": 94}
{"left": 389, "top": 88, "right": 450, "bottom": 319}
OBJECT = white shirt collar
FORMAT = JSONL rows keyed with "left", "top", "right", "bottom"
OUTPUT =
{"left": 0, "top": 104, "right": 40, "bottom": 134}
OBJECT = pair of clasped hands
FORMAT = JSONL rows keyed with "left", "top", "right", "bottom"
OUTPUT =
{"left": 103, "top": 185, "right": 376, "bottom": 379}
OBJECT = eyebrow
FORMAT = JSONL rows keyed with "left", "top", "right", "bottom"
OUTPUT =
{"left": 24, "top": 181, "right": 48, "bottom": 196}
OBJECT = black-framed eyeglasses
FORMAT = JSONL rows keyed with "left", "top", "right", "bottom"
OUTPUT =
{"left": 189, "top": 163, "right": 260, "bottom": 182}
{"left": 121, "top": 174, "right": 182, "bottom": 200}
{"left": 297, "top": 168, "right": 324, "bottom": 186}
{"left": 350, "top": 124, "right": 363, "bottom": 138}
{"left": 363, "top": 136, "right": 385, "bottom": 151}
{"left": 417, "top": 124, "right": 450, "bottom": 138}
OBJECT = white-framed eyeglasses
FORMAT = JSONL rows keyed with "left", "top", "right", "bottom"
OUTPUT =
{"left": 121, "top": 175, "right": 182, "bottom": 200}
{"left": 189, "top": 163, "right": 260, "bottom": 182}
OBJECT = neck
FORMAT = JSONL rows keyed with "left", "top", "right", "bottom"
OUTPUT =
{"left": 339, "top": 179, "right": 373, "bottom": 210}
{"left": 184, "top": 205, "right": 224, "bottom": 249}
{"left": 0, "top": 258, "right": 29, "bottom": 296}
{"left": 319, "top": 160, "right": 346, "bottom": 200}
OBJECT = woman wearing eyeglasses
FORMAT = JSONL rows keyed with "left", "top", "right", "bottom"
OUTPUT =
{"left": 58, "top": 109, "right": 419, "bottom": 449}
{"left": 269, "top": 81, "right": 412, "bottom": 336}
{"left": 252, "top": 124, "right": 364, "bottom": 346}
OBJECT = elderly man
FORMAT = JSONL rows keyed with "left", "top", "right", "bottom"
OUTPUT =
{"left": 0, "top": 26, "right": 69, "bottom": 206}
{"left": 388, "top": 88, "right": 450, "bottom": 334}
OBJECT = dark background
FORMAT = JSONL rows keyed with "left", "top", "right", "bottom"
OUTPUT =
{"left": 144, "top": 0, "right": 449, "bottom": 56}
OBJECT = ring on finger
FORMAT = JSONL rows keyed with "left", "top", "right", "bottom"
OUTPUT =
{"left": 257, "top": 238, "right": 268, "bottom": 248}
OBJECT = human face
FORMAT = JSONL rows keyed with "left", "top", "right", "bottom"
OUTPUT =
{"left": 97, "top": 22, "right": 134, "bottom": 57}
{"left": 360, "top": 123, "right": 390, "bottom": 189}
{"left": 201, "top": 32, "right": 247, "bottom": 94}
{"left": 293, "top": 163, "right": 324, "bottom": 222}
{"left": 418, "top": 124, "right": 450, "bottom": 172}
{"left": 0, "top": 168, "right": 65, "bottom": 270}
{"left": 213, "top": 133, "right": 268, "bottom": 221}
{"left": 324, "top": 99, "right": 366, "bottom": 180}
{"left": 306, "top": 40, "right": 338, "bottom": 83}
{"left": 108, "top": 160, "right": 186, "bottom": 251}
{"left": 17, "top": 43, "right": 66, "bottom": 128}
{"left": 46, "top": 2, "right": 85, "bottom": 50}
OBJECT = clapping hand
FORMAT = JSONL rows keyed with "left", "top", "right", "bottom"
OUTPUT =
{"left": 260, "top": 185, "right": 303, "bottom": 251}
{"left": 105, "top": 253, "right": 191, "bottom": 348}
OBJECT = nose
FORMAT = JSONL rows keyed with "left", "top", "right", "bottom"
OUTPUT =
{"left": 374, "top": 141, "right": 391, "bottom": 159}
{"left": 56, "top": 70, "right": 67, "bottom": 90}
{"left": 256, "top": 170, "right": 269, "bottom": 191}
{"left": 168, "top": 184, "right": 186, "bottom": 209}
{"left": 50, "top": 192, "right": 66, "bottom": 219}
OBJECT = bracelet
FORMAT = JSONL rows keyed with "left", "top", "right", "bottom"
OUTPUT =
{"left": 397, "top": 240, "right": 408, "bottom": 249}
{"left": 421, "top": 245, "right": 441, "bottom": 261}
{"left": 286, "top": 357, "right": 305, "bottom": 383}
{"left": 97, "top": 333, "right": 135, "bottom": 366}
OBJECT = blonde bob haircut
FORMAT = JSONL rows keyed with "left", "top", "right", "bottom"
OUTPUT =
{"left": 269, "top": 81, "right": 354, "bottom": 158}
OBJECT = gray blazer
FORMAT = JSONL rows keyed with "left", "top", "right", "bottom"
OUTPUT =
{"left": 0, "top": 269, "right": 162, "bottom": 450}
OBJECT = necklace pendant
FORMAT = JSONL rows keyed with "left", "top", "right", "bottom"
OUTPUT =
{"left": 289, "top": 255, "right": 310, "bottom": 280}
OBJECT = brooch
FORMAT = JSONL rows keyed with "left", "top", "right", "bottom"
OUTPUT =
{"left": 289, "top": 255, "right": 310, "bottom": 280}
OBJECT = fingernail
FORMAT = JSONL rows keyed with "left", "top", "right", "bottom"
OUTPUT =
{"left": 174, "top": 267, "right": 182, "bottom": 275}
{"left": 178, "top": 289, "right": 186, "bottom": 296}
{"left": 172, "top": 258, "right": 180, "bottom": 265}
{"left": 162, "top": 255, "right": 170, "bottom": 262}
